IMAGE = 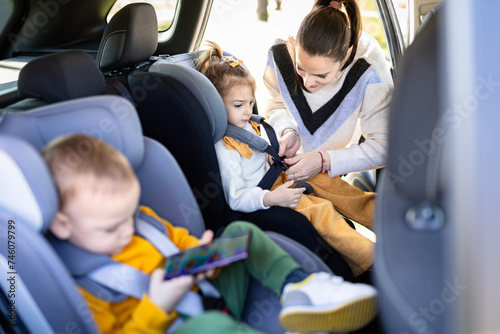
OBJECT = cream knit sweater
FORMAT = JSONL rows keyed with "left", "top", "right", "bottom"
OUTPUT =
{"left": 263, "top": 32, "right": 393, "bottom": 177}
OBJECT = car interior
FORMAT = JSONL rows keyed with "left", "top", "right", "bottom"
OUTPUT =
{"left": 4, "top": 0, "right": 499, "bottom": 333}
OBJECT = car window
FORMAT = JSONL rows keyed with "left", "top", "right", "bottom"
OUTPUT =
{"left": 202, "top": 0, "right": 392, "bottom": 111}
{"left": 107, "top": 0, "right": 178, "bottom": 31}
{"left": 392, "top": 0, "right": 409, "bottom": 45}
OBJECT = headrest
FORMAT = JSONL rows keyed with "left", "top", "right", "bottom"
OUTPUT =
{"left": 0, "top": 95, "right": 145, "bottom": 169}
{"left": 148, "top": 62, "right": 228, "bottom": 143}
{"left": 17, "top": 50, "right": 106, "bottom": 103}
{"left": 97, "top": 3, "right": 158, "bottom": 72}
{"left": 0, "top": 135, "right": 58, "bottom": 232}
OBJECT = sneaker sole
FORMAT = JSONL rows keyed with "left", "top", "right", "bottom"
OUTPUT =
{"left": 279, "top": 295, "right": 377, "bottom": 333}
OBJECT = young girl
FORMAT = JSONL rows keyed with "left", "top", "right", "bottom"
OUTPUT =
{"left": 196, "top": 41, "right": 376, "bottom": 277}
{"left": 264, "top": 0, "right": 393, "bottom": 181}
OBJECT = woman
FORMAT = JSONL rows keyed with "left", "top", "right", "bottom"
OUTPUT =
{"left": 264, "top": 0, "right": 393, "bottom": 182}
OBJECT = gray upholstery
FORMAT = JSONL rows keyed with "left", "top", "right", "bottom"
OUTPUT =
{"left": 96, "top": 3, "right": 158, "bottom": 72}
{"left": 0, "top": 135, "right": 57, "bottom": 231}
{"left": 0, "top": 95, "right": 205, "bottom": 236}
{"left": 16, "top": 50, "right": 105, "bottom": 105}
{"left": 0, "top": 135, "right": 99, "bottom": 333}
{"left": 374, "top": 6, "right": 449, "bottom": 334}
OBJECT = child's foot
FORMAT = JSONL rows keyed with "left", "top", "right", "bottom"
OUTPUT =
{"left": 279, "top": 272, "right": 378, "bottom": 333}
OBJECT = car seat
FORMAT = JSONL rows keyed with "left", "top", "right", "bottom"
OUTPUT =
{"left": 0, "top": 94, "right": 333, "bottom": 333}
{"left": 373, "top": 6, "right": 452, "bottom": 334}
{"left": 0, "top": 134, "right": 100, "bottom": 333}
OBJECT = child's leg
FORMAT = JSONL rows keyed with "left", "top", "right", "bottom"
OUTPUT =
{"left": 295, "top": 194, "right": 374, "bottom": 277}
{"left": 306, "top": 173, "right": 375, "bottom": 229}
{"left": 210, "top": 221, "right": 301, "bottom": 319}
{"left": 173, "top": 310, "right": 264, "bottom": 334}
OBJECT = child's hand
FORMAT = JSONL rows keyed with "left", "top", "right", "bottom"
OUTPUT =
{"left": 194, "top": 229, "right": 216, "bottom": 277}
{"left": 263, "top": 180, "right": 305, "bottom": 208}
{"left": 197, "top": 229, "right": 214, "bottom": 247}
{"left": 148, "top": 268, "right": 196, "bottom": 312}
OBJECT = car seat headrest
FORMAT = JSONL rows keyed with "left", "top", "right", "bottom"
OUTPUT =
{"left": 0, "top": 135, "right": 58, "bottom": 232}
{"left": 148, "top": 61, "right": 228, "bottom": 143}
{"left": 17, "top": 50, "right": 106, "bottom": 103}
{"left": 0, "top": 96, "right": 145, "bottom": 169}
{"left": 97, "top": 3, "right": 158, "bottom": 72}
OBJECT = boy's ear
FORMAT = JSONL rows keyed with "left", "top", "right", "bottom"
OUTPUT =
{"left": 50, "top": 212, "right": 72, "bottom": 240}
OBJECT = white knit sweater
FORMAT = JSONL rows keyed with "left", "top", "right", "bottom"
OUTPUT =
{"left": 263, "top": 32, "right": 393, "bottom": 177}
{"left": 215, "top": 122, "right": 271, "bottom": 213}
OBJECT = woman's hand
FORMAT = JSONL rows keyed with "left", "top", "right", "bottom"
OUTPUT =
{"left": 284, "top": 151, "right": 323, "bottom": 181}
{"left": 263, "top": 180, "right": 305, "bottom": 208}
{"left": 278, "top": 131, "right": 300, "bottom": 159}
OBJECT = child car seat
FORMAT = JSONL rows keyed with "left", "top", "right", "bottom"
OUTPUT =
{"left": 0, "top": 135, "right": 99, "bottom": 333}
{"left": 0, "top": 94, "right": 333, "bottom": 333}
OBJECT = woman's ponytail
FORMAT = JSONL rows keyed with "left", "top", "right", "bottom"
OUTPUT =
{"left": 341, "top": 0, "right": 361, "bottom": 69}
{"left": 297, "top": 0, "right": 362, "bottom": 70}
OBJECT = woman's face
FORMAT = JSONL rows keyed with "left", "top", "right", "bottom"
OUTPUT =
{"left": 295, "top": 44, "right": 342, "bottom": 93}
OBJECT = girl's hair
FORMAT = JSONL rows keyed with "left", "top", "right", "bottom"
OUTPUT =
{"left": 296, "top": 0, "right": 362, "bottom": 71}
{"left": 195, "top": 41, "right": 256, "bottom": 99}
{"left": 42, "top": 134, "right": 138, "bottom": 209}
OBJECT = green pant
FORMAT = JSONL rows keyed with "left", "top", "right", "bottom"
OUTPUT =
{"left": 173, "top": 221, "right": 301, "bottom": 334}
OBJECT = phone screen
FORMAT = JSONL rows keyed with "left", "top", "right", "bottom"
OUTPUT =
{"left": 164, "top": 229, "right": 252, "bottom": 279}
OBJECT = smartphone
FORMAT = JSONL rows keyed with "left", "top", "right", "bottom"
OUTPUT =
{"left": 164, "top": 229, "right": 252, "bottom": 279}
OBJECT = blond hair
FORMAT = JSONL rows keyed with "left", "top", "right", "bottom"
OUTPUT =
{"left": 42, "top": 134, "right": 138, "bottom": 209}
{"left": 195, "top": 41, "right": 256, "bottom": 99}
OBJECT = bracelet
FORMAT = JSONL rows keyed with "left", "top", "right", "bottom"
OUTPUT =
{"left": 318, "top": 151, "right": 325, "bottom": 173}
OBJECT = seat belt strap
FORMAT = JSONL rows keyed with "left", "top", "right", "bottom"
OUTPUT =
{"left": 86, "top": 262, "right": 149, "bottom": 300}
{"left": 256, "top": 118, "right": 288, "bottom": 190}
{"left": 135, "top": 215, "right": 180, "bottom": 257}
{"left": 224, "top": 115, "right": 288, "bottom": 190}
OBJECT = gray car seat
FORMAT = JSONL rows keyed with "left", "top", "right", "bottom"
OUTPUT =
{"left": 0, "top": 134, "right": 99, "bottom": 333}
{"left": 374, "top": 5, "right": 451, "bottom": 334}
{"left": 0, "top": 95, "right": 333, "bottom": 333}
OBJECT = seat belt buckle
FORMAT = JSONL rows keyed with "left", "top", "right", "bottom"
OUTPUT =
{"left": 272, "top": 156, "right": 288, "bottom": 171}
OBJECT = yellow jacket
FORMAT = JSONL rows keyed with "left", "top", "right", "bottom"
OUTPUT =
{"left": 80, "top": 206, "right": 200, "bottom": 333}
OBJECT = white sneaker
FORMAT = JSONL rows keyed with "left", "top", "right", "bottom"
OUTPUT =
{"left": 279, "top": 272, "right": 377, "bottom": 333}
